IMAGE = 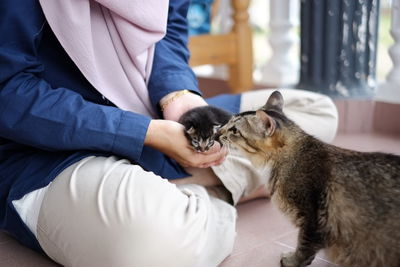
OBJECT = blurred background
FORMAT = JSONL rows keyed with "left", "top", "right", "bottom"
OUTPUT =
{"left": 190, "top": 0, "right": 395, "bottom": 97}
{"left": 188, "top": 0, "right": 400, "bottom": 139}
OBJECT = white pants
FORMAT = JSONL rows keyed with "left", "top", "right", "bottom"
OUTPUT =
{"left": 36, "top": 89, "right": 338, "bottom": 267}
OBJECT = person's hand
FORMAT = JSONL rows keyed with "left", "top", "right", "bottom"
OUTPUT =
{"left": 144, "top": 119, "right": 227, "bottom": 168}
{"left": 161, "top": 90, "right": 207, "bottom": 121}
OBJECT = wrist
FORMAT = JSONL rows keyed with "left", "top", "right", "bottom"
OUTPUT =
{"left": 161, "top": 91, "right": 207, "bottom": 121}
{"left": 144, "top": 119, "right": 183, "bottom": 149}
{"left": 159, "top": 90, "right": 191, "bottom": 112}
{"left": 144, "top": 120, "right": 163, "bottom": 147}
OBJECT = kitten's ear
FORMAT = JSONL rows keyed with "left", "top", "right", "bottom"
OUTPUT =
{"left": 186, "top": 127, "right": 195, "bottom": 135}
{"left": 256, "top": 110, "right": 276, "bottom": 136}
{"left": 213, "top": 125, "right": 221, "bottom": 134}
{"left": 263, "top": 91, "right": 284, "bottom": 112}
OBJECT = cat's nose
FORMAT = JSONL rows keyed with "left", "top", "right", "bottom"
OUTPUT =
{"left": 215, "top": 133, "right": 226, "bottom": 147}
{"left": 214, "top": 132, "right": 221, "bottom": 140}
{"left": 215, "top": 134, "right": 223, "bottom": 146}
{"left": 215, "top": 129, "right": 224, "bottom": 141}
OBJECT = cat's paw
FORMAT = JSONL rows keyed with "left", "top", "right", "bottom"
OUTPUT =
{"left": 280, "top": 252, "right": 299, "bottom": 267}
{"left": 280, "top": 251, "right": 314, "bottom": 267}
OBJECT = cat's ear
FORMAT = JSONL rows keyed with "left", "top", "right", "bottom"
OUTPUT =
{"left": 263, "top": 91, "right": 284, "bottom": 112}
{"left": 186, "top": 127, "right": 195, "bottom": 135}
{"left": 213, "top": 125, "right": 221, "bottom": 134}
{"left": 256, "top": 110, "right": 276, "bottom": 136}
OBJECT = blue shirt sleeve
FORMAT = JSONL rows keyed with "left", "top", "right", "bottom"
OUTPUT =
{"left": 148, "top": 0, "right": 202, "bottom": 112}
{"left": 0, "top": 0, "right": 151, "bottom": 162}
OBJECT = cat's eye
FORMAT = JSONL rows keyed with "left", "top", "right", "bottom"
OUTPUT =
{"left": 229, "top": 126, "right": 238, "bottom": 134}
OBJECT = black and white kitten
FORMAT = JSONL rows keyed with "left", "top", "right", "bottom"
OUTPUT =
{"left": 178, "top": 105, "right": 232, "bottom": 152}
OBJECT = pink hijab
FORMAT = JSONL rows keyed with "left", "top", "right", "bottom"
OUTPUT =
{"left": 39, "top": 0, "right": 169, "bottom": 117}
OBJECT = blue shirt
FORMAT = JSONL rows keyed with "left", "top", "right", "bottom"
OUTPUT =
{"left": 0, "top": 0, "right": 240, "bottom": 252}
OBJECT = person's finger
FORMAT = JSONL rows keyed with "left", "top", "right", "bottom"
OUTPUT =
{"left": 183, "top": 142, "right": 227, "bottom": 167}
{"left": 214, "top": 154, "right": 227, "bottom": 166}
{"left": 204, "top": 153, "right": 227, "bottom": 168}
{"left": 203, "top": 142, "right": 222, "bottom": 155}
{"left": 198, "top": 149, "right": 226, "bottom": 167}
{"left": 180, "top": 161, "right": 190, "bottom": 168}
{"left": 184, "top": 152, "right": 209, "bottom": 167}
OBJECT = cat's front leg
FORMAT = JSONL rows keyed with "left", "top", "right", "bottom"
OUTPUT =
{"left": 280, "top": 226, "right": 323, "bottom": 267}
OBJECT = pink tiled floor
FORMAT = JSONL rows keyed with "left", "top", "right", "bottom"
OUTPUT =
{"left": 0, "top": 133, "right": 399, "bottom": 267}
{"left": 219, "top": 200, "right": 336, "bottom": 267}
{"left": 0, "top": 231, "right": 57, "bottom": 266}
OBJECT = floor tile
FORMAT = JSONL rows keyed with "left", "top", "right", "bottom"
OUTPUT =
{"left": 0, "top": 232, "right": 12, "bottom": 245}
{"left": 332, "top": 133, "right": 400, "bottom": 154}
{"left": 274, "top": 230, "right": 337, "bottom": 265}
{"left": 0, "top": 232, "right": 58, "bottom": 267}
{"left": 235, "top": 199, "right": 296, "bottom": 242}
{"left": 220, "top": 238, "right": 336, "bottom": 267}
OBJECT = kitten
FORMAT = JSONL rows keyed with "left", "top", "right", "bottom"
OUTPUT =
{"left": 218, "top": 91, "right": 400, "bottom": 267}
{"left": 179, "top": 105, "right": 232, "bottom": 152}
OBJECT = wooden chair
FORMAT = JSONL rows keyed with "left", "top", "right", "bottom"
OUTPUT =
{"left": 188, "top": 0, "right": 253, "bottom": 93}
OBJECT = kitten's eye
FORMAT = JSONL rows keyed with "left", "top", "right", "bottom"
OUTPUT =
{"left": 204, "top": 140, "right": 214, "bottom": 151}
{"left": 192, "top": 139, "right": 199, "bottom": 146}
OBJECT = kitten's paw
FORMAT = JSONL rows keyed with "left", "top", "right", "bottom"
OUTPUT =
{"left": 280, "top": 252, "right": 299, "bottom": 267}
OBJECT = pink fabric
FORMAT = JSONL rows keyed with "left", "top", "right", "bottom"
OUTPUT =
{"left": 39, "top": 0, "right": 169, "bottom": 116}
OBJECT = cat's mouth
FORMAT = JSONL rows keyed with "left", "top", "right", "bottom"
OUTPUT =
{"left": 215, "top": 132, "right": 229, "bottom": 147}
{"left": 216, "top": 139, "right": 225, "bottom": 148}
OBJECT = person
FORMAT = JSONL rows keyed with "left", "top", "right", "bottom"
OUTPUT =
{"left": 0, "top": 0, "right": 338, "bottom": 266}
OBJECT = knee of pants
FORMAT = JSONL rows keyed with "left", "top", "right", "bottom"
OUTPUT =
{"left": 38, "top": 160, "right": 211, "bottom": 267}
{"left": 113, "top": 184, "right": 221, "bottom": 267}
{"left": 93, "top": 190, "right": 211, "bottom": 267}
{"left": 122, "top": 214, "right": 205, "bottom": 267}
{"left": 112, "top": 184, "right": 234, "bottom": 267}
{"left": 103, "top": 184, "right": 212, "bottom": 267}
{"left": 122, "top": 189, "right": 236, "bottom": 267}
{"left": 41, "top": 187, "right": 212, "bottom": 267}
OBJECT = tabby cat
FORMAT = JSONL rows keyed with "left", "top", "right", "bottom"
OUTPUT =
{"left": 179, "top": 105, "right": 232, "bottom": 152}
{"left": 217, "top": 91, "right": 400, "bottom": 267}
